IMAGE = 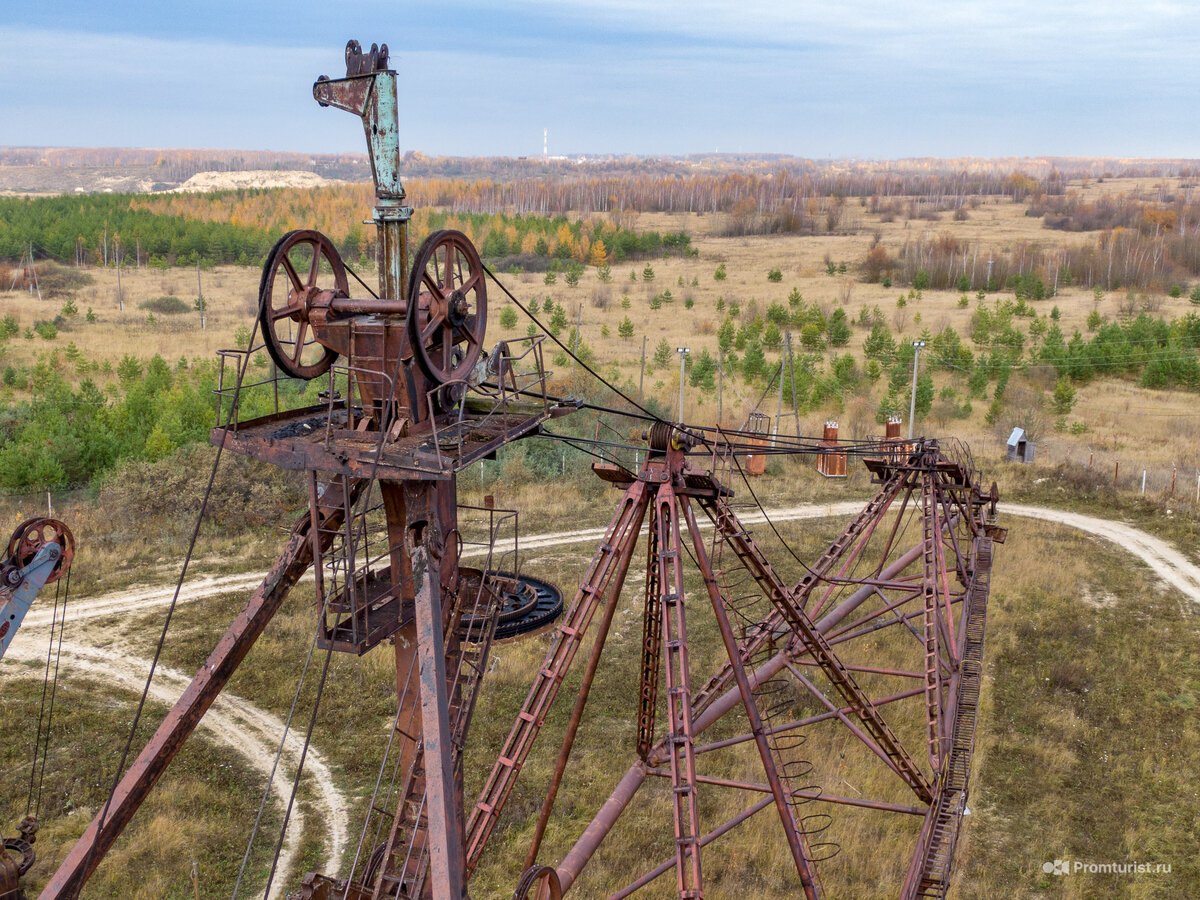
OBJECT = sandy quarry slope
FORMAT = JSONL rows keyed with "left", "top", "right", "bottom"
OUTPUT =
{"left": 170, "top": 170, "right": 338, "bottom": 192}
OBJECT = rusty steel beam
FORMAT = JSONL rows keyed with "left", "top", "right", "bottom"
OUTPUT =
{"left": 793, "top": 466, "right": 908, "bottom": 617}
{"left": 642, "top": 770, "right": 927, "bottom": 816}
{"left": 607, "top": 796, "right": 776, "bottom": 900}
{"left": 787, "top": 659, "right": 924, "bottom": 679}
{"left": 635, "top": 502, "right": 662, "bottom": 760}
{"left": 686, "top": 521, "right": 937, "bottom": 730}
{"left": 410, "top": 540, "right": 463, "bottom": 900}
{"left": 40, "top": 478, "right": 361, "bottom": 899}
{"left": 785, "top": 664, "right": 905, "bottom": 780}
{"left": 691, "top": 686, "right": 927, "bottom": 757}
{"left": 682, "top": 497, "right": 820, "bottom": 900}
{"left": 654, "top": 483, "right": 704, "bottom": 897}
{"left": 523, "top": 492, "right": 645, "bottom": 871}
{"left": 701, "top": 497, "right": 933, "bottom": 804}
{"left": 555, "top": 761, "right": 649, "bottom": 892}
{"left": 465, "top": 478, "right": 650, "bottom": 873}
{"left": 555, "top": 597, "right": 846, "bottom": 892}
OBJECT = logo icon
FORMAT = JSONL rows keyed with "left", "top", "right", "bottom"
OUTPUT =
{"left": 1042, "top": 860, "right": 1070, "bottom": 876}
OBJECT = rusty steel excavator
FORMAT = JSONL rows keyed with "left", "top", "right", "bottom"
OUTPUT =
{"left": 25, "top": 40, "right": 1004, "bottom": 900}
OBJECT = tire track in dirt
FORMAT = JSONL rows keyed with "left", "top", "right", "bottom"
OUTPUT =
{"left": 1004, "top": 504, "right": 1200, "bottom": 602}
{"left": 2, "top": 645, "right": 347, "bottom": 898}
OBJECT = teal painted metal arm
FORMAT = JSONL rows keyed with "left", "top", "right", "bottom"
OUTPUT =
{"left": 0, "top": 542, "right": 62, "bottom": 659}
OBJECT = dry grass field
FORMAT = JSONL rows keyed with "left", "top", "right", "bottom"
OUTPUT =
{"left": 4, "top": 469, "right": 1197, "bottom": 898}
{"left": 2, "top": 174, "right": 1200, "bottom": 897}
{"left": 3, "top": 175, "right": 1198, "bottom": 492}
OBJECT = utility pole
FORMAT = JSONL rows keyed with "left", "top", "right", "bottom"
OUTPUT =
{"left": 676, "top": 346, "right": 690, "bottom": 421}
{"left": 639, "top": 335, "right": 647, "bottom": 400}
{"left": 28, "top": 244, "right": 42, "bottom": 302}
{"left": 774, "top": 359, "right": 784, "bottom": 446}
{"left": 569, "top": 303, "right": 582, "bottom": 376}
{"left": 786, "top": 332, "right": 799, "bottom": 438}
{"left": 197, "top": 261, "right": 205, "bottom": 329}
{"left": 908, "top": 340, "right": 926, "bottom": 440}
{"left": 115, "top": 236, "right": 123, "bottom": 311}
{"left": 717, "top": 354, "right": 723, "bottom": 424}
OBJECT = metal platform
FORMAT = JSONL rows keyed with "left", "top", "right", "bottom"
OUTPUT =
{"left": 211, "top": 399, "right": 577, "bottom": 480}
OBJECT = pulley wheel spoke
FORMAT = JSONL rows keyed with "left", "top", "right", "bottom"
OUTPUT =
{"left": 406, "top": 229, "right": 488, "bottom": 391}
{"left": 257, "top": 230, "right": 346, "bottom": 379}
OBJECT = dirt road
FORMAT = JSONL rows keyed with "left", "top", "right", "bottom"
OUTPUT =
{"left": 5, "top": 500, "right": 1198, "bottom": 894}
{"left": 3, "top": 638, "right": 346, "bottom": 900}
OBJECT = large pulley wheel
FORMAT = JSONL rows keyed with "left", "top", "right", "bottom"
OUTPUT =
{"left": 258, "top": 230, "right": 347, "bottom": 379}
{"left": 6, "top": 518, "right": 73, "bottom": 583}
{"left": 407, "top": 230, "right": 487, "bottom": 387}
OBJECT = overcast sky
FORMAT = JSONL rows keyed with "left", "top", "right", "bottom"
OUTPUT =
{"left": 3, "top": 1, "right": 1198, "bottom": 159}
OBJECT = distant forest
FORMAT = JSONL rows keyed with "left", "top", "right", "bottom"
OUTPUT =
{"left": 5, "top": 146, "right": 1200, "bottom": 185}
{"left": 6, "top": 153, "right": 1200, "bottom": 291}
{"left": 0, "top": 193, "right": 690, "bottom": 270}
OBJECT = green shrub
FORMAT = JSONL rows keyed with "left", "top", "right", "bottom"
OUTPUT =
{"left": 653, "top": 339, "right": 671, "bottom": 367}
{"left": 138, "top": 295, "right": 191, "bottom": 315}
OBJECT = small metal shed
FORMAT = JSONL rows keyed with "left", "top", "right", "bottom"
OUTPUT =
{"left": 1006, "top": 427, "right": 1035, "bottom": 463}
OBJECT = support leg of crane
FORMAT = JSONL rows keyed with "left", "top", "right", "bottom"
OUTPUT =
{"left": 654, "top": 485, "right": 703, "bottom": 898}
{"left": 39, "top": 477, "right": 360, "bottom": 899}
{"left": 680, "top": 497, "right": 820, "bottom": 900}
{"left": 523, "top": 491, "right": 645, "bottom": 871}
{"left": 465, "top": 479, "right": 649, "bottom": 873}
{"left": 700, "top": 496, "right": 933, "bottom": 804}
{"left": 411, "top": 541, "right": 464, "bottom": 900}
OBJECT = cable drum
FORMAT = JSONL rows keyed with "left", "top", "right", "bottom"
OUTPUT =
{"left": 647, "top": 421, "right": 675, "bottom": 453}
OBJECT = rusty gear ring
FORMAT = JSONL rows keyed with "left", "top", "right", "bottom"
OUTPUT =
{"left": 407, "top": 230, "right": 487, "bottom": 387}
{"left": 459, "top": 572, "right": 564, "bottom": 642}
{"left": 257, "top": 230, "right": 347, "bottom": 380}
{"left": 6, "top": 518, "right": 73, "bottom": 583}
{"left": 2, "top": 837, "right": 35, "bottom": 876}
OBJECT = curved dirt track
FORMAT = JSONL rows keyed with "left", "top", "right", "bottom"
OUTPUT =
{"left": 3, "top": 638, "right": 347, "bottom": 900}
{"left": 4, "top": 500, "right": 1198, "bottom": 896}
{"left": 1004, "top": 503, "right": 1200, "bottom": 602}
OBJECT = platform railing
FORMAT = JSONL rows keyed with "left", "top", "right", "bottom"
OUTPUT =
{"left": 425, "top": 335, "right": 552, "bottom": 468}
{"left": 214, "top": 344, "right": 348, "bottom": 432}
